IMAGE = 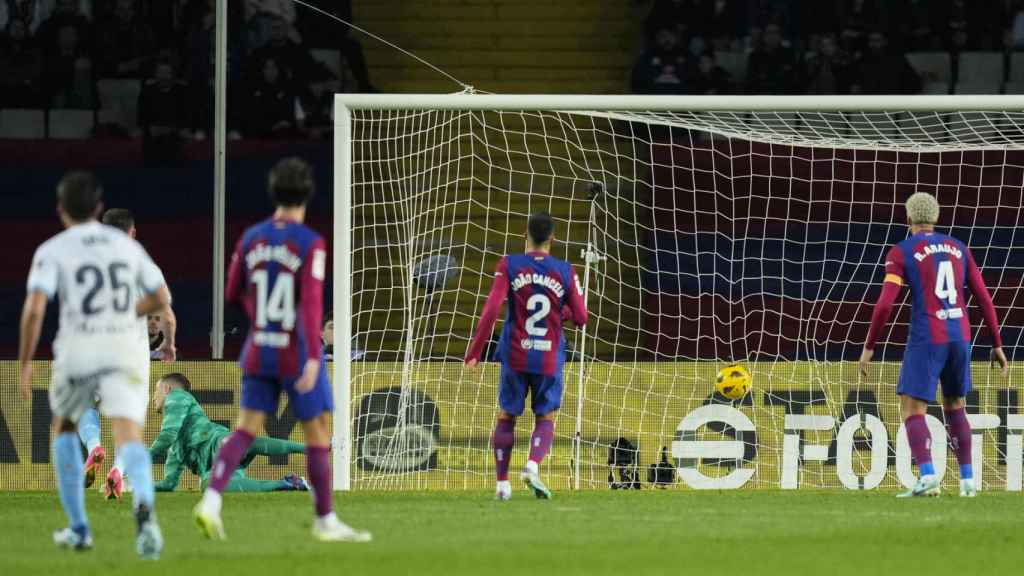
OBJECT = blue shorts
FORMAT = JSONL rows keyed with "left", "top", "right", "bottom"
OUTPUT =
{"left": 897, "top": 341, "right": 972, "bottom": 403}
{"left": 241, "top": 360, "right": 334, "bottom": 421}
{"left": 499, "top": 364, "right": 563, "bottom": 417}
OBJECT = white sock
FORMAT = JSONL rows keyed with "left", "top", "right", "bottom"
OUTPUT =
{"left": 315, "top": 512, "right": 338, "bottom": 530}
{"left": 201, "top": 489, "right": 222, "bottom": 515}
{"left": 496, "top": 480, "right": 511, "bottom": 493}
{"left": 525, "top": 460, "right": 539, "bottom": 475}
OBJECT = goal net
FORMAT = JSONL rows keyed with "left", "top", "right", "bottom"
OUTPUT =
{"left": 333, "top": 95, "right": 1023, "bottom": 492}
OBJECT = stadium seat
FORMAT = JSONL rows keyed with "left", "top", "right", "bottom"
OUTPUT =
{"left": 97, "top": 78, "right": 142, "bottom": 131}
{"left": 0, "top": 108, "right": 45, "bottom": 138}
{"left": 48, "top": 109, "right": 95, "bottom": 139}
{"left": 907, "top": 52, "right": 951, "bottom": 84}
{"left": 310, "top": 49, "right": 342, "bottom": 79}
{"left": 954, "top": 52, "right": 1003, "bottom": 94}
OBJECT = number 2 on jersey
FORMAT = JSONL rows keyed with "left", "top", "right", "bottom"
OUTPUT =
{"left": 525, "top": 293, "right": 551, "bottom": 336}
{"left": 934, "top": 260, "right": 958, "bottom": 305}
{"left": 251, "top": 269, "right": 295, "bottom": 330}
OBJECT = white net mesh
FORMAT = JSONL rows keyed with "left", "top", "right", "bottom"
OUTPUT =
{"left": 343, "top": 106, "right": 1023, "bottom": 491}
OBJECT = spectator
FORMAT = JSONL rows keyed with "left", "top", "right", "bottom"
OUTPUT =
{"left": 888, "top": 0, "right": 942, "bottom": 51}
{"left": 245, "top": 0, "right": 298, "bottom": 51}
{"left": 803, "top": 34, "right": 852, "bottom": 94}
{"left": 849, "top": 32, "right": 921, "bottom": 94}
{"left": 643, "top": 0, "right": 690, "bottom": 45}
{"left": 94, "top": 0, "right": 157, "bottom": 77}
{"left": 688, "top": 51, "right": 730, "bottom": 94}
{"left": 137, "top": 58, "right": 191, "bottom": 161}
{"left": 632, "top": 27, "right": 689, "bottom": 94}
{"left": 0, "top": 18, "right": 43, "bottom": 107}
{"left": 837, "top": 0, "right": 881, "bottom": 54}
{"left": 0, "top": 0, "right": 90, "bottom": 34}
{"left": 746, "top": 23, "right": 799, "bottom": 94}
{"left": 248, "top": 16, "right": 332, "bottom": 94}
{"left": 295, "top": 0, "right": 376, "bottom": 93}
{"left": 242, "top": 57, "right": 297, "bottom": 138}
{"left": 35, "top": 0, "right": 92, "bottom": 62}
{"left": 43, "top": 23, "right": 97, "bottom": 108}
{"left": 702, "top": 0, "right": 744, "bottom": 51}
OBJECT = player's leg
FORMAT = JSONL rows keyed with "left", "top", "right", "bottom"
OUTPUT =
{"left": 194, "top": 406, "right": 266, "bottom": 540}
{"left": 48, "top": 371, "right": 94, "bottom": 549}
{"left": 246, "top": 435, "right": 306, "bottom": 458}
{"left": 520, "top": 373, "right": 562, "bottom": 500}
{"left": 78, "top": 407, "right": 105, "bottom": 489}
{"left": 110, "top": 416, "right": 161, "bottom": 558}
{"left": 941, "top": 342, "right": 975, "bottom": 496}
{"left": 494, "top": 364, "right": 526, "bottom": 500}
{"left": 291, "top": 367, "right": 371, "bottom": 542}
{"left": 895, "top": 345, "right": 942, "bottom": 498}
{"left": 52, "top": 416, "right": 93, "bottom": 550}
{"left": 221, "top": 469, "right": 306, "bottom": 492}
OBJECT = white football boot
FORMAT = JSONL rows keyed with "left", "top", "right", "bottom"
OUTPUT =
{"left": 896, "top": 474, "right": 941, "bottom": 498}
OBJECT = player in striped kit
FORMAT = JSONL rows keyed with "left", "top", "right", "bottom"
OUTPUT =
{"left": 860, "top": 192, "right": 1008, "bottom": 498}
{"left": 465, "top": 212, "right": 588, "bottom": 501}
{"left": 193, "top": 158, "right": 370, "bottom": 543}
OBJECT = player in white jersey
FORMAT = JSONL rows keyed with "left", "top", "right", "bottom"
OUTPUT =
{"left": 18, "top": 172, "right": 176, "bottom": 559}
{"left": 76, "top": 208, "right": 175, "bottom": 500}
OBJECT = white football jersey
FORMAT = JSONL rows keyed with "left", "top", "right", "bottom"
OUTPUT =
{"left": 26, "top": 221, "right": 166, "bottom": 375}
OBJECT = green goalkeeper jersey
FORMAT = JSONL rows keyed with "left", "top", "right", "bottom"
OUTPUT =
{"left": 150, "top": 388, "right": 230, "bottom": 491}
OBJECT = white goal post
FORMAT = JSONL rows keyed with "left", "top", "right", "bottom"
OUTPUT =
{"left": 332, "top": 94, "right": 1024, "bottom": 492}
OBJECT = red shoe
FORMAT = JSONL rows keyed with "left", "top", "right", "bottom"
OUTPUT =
{"left": 104, "top": 467, "right": 123, "bottom": 500}
{"left": 83, "top": 446, "right": 105, "bottom": 488}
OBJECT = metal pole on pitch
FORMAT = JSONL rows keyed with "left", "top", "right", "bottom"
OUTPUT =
{"left": 211, "top": 0, "right": 227, "bottom": 359}
{"left": 574, "top": 184, "right": 601, "bottom": 490}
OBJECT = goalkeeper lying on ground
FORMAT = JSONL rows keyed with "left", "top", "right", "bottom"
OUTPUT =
{"left": 150, "top": 373, "right": 309, "bottom": 492}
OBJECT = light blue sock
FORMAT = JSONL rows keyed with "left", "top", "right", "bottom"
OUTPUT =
{"left": 919, "top": 461, "right": 936, "bottom": 477}
{"left": 53, "top": 432, "right": 89, "bottom": 532}
{"left": 78, "top": 408, "right": 101, "bottom": 454}
{"left": 119, "top": 442, "right": 154, "bottom": 511}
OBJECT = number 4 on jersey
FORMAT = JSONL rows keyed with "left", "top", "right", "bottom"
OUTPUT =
{"left": 934, "top": 260, "right": 958, "bottom": 306}
{"left": 251, "top": 269, "right": 296, "bottom": 330}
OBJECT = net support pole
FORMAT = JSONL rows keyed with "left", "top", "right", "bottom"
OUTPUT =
{"left": 210, "top": 0, "right": 227, "bottom": 359}
{"left": 333, "top": 104, "right": 353, "bottom": 491}
{"left": 573, "top": 199, "right": 598, "bottom": 490}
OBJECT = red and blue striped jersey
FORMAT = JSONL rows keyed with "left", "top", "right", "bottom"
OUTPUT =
{"left": 466, "top": 251, "right": 588, "bottom": 375}
{"left": 226, "top": 217, "right": 326, "bottom": 377}
{"left": 865, "top": 231, "right": 1002, "bottom": 349}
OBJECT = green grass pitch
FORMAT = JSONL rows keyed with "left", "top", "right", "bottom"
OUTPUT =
{"left": 1, "top": 491, "right": 1022, "bottom": 575}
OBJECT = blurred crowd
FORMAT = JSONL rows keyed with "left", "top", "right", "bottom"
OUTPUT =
{"left": 0, "top": 0, "right": 374, "bottom": 142}
{"left": 633, "top": 0, "right": 1019, "bottom": 95}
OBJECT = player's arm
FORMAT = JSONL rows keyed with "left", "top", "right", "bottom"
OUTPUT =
{"left": 18, "top": 246, "right": 57, "bottom": 400}
{"left": 224, "top": 234, "right": 246, "bottom": 305}
{"left": 464, "top": 257, "right": 510, "bottom": 366}
{"left": 154, "top": 445, "right": 184, "bottom": 492}
{"left": 860, "top": 247, "right": 905, "bottom": 375}
{"left": 565, "top": 264, "right": 589, "bottom": 327}
{"left": 295, "top": 237, "right": 327, "bottom": 393}
{"left": 965, "top": 248, "right": 1008, "bottom": 374}
{"left": 149, "top": 396, "right": 185, "bottom": 457}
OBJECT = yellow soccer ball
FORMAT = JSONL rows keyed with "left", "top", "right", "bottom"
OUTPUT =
{"left": 715, "top": 364, "right": 751, "bottom": 400}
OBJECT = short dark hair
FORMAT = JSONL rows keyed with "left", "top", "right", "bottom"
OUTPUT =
{"left": 527, "top": 211, "right": 554, "bottom": 245}
{"left": 160, "top": 372, "right": 192, "bottom": 392}
{"left": 102, "top": 208, "right": 135, "bottom": 233}
{"left": 268, "top": 157, "right": 315, "bottom": 207}
{"left": 57, "top": 172, "right": 102, "bottom": 221}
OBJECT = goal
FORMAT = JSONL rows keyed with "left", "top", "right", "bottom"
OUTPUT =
{"left": 332, "top": 94, "right": 1023, "bottom": 492}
